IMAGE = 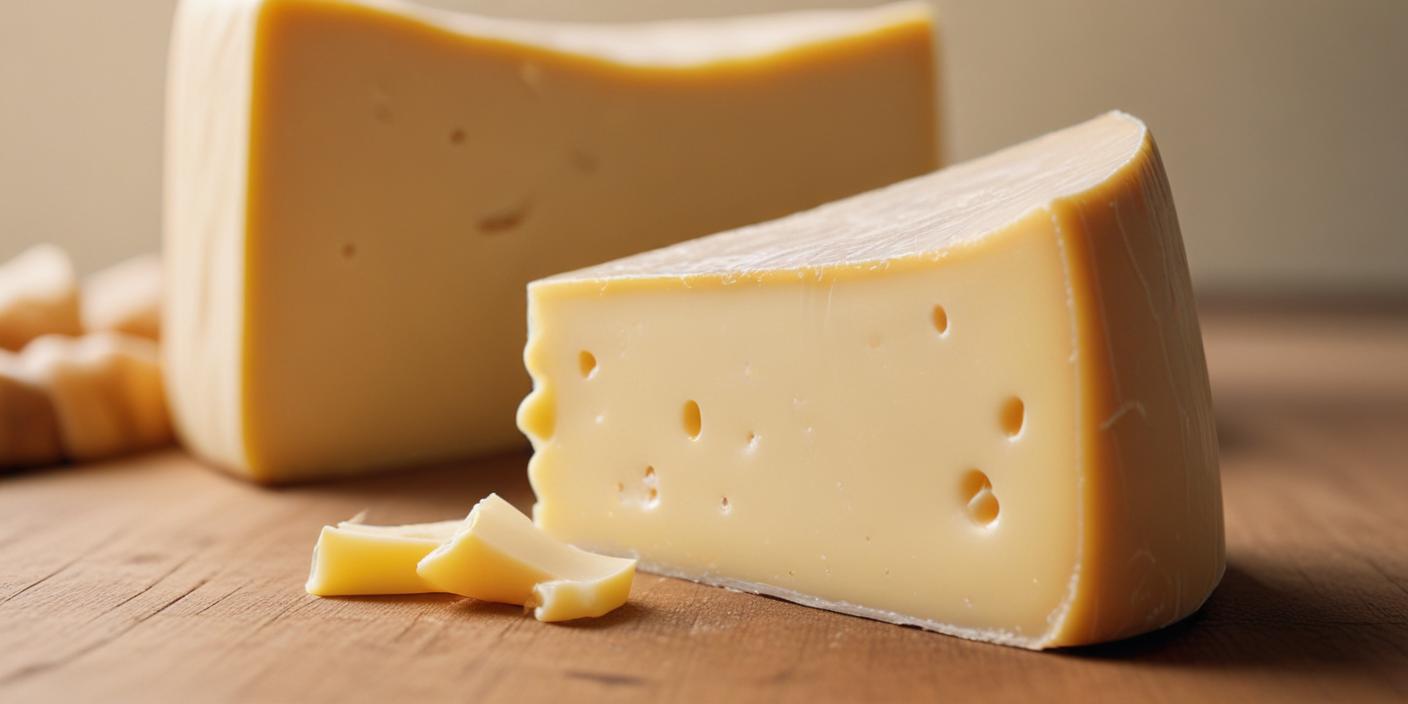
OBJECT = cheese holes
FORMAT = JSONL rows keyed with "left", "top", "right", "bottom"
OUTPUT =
{"left": 449, "top": 127, "right": 466, "bottom": 145}
{"left": 1000, "top": 397, "right": 1025, "bottom": 438}
{"left": 683, "top": 400, "right": 702, "bottom": 439}
{"left": 646, "top": 471, "right": 660, "bottom": 508}
{"left": 720, "top": 496, "right": 731, "bottom": 515}
{"left": 745, "top": 431, "right": 759, "bottom": 452}
{"left": 578, "top": 351, "right": 597, "bottom": 379}
{"left": 477, "top": 200, "right": 531, "bottom": 234}
{"left": 960, "top": 469, "right": 1000, "bottom": 527}
{"left": 932, "top": 305, "right": 950, "bottom": 335}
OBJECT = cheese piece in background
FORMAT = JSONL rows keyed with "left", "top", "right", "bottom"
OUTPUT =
{"left": 519, "top": 112, "right": 1224, "bottom": 649}
{"left": 417, "top": 494, "right": 635, "bottom": 622}
{"left": 306, "top": 518, "right": 461, "bottom": 596}
{"left": 0, "top": 245, "right": 82, "bottom": 352}
{"left": 164, "top": 0, "right": 939, "bottom": 482}
{"left": 21, "top": 333, "right": 174, "bottom": 462}
{"left": 0, "top": 351, "right": 64, "bottom": 469}
{"left": 82, "top": 254, "right": 162, "bottom": 341}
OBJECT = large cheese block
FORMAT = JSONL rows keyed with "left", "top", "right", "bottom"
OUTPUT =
{"left": 519, "top": 112, "right": 1224, "bottom": 648}
{"left": 164, "top": 0, "right": 938, "bottom": 481}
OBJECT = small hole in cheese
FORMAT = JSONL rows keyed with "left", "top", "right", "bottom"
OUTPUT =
{"left": 1000, "top": 397, "right": 1025, "bottom": 438}
{"left": 968, "top": 491, "right": 1000, "bottom": 526}
{"left": 683, "top": 400, "right": 702, "bottom": 439}
{"left": 477, "top": 199, "right": 531, "bottom": 234}
{"left": 932, "top": 305, "right": 949, "bottom": 335}
{"left": 449, "top": 128, "right": 466, "bottom": 145}
{"left": 642, "top": 467, "right": 659, "bottom": 508}
{"left": 959, "top": 469, "right": 991, "bottom": 501}
{"left": 721, "top": 496, "right": 731, "bottom": 514}
{"left": 578, "top": 351, "right": 597, "bottom": 379}
{"left": 959, "top": 469, "right": 1000, "bottom": 527}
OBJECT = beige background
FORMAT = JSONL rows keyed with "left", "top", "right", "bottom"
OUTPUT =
{"left": 1, "top": 0, "right": 1404, "bottom": 294}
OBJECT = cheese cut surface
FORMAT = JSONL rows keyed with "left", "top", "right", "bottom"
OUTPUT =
{"left": 519, "top": 112, "right": 1224, "bottom": 648}
{"left": 305, "top": 518, "right": 460, "bottom": 596}
{"left": 417, "top": 494, "right": 636, "bottom": 622}
{"left": 164, "top": 0, "right": 939, "bottom": 482}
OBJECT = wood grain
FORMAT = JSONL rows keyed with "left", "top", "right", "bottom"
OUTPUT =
{"left": 1, "top": 306, "right": 1405, "bottom": 703}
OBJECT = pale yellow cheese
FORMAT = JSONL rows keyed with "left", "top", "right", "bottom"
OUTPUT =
{"left": 0, "top": 244, "right": 81, "bottom": 352}
{"left": 305, "top": 496, "right": 636, "bottom": 622}
{"left": 20, "top": 333, "right": 174, "bottom": 462}
{"left": 164, "top": 0, "right": 939, "bottom": 482}
{"left": 82, "top": 254, "right": 162, "bottom": 341}
{"left": 519, "top": 112, "right": 1224, "bottom": 648}
{"left": 305, "top": 518, "right": 460, "bottom": 596}
{"left": 417, "top": 494, "right": 635, "bottom": 622}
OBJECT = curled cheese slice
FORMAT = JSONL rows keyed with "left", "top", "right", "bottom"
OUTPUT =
{"left": 305, "top": 519, "right": 461, "bottom": 596}
{"left": 416, "top": 494, "right": 635, "bottom": 622}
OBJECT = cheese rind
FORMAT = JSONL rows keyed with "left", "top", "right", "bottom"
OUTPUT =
{"left": 164, "top": 0, "right": 939, "bottom": 482}
{"left": 0, "top": 245, "right": 81, "bottom": 352}
{"left": 519, "top": 112, "right": 1224, "bottom": 648}
{"left": 305, "top": 519, "right": 461, "bottom": 596}
{"left": 416, "top": 494, "right": 635, "bottom": 622}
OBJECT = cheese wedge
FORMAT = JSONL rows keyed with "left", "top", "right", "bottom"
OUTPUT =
{"left": 21, "top": 333, "right": 174, "bottom": 462}
{"left": 305, "top": 519, "right": 461, "bottom": 596}
{"left": 164, "top": 0, "right": 939, "bottom": 482}
{"left": 417, "top": 494, "right": 636, "bottom": 622}
{"left": 0, "top": 245, "right": 81, "bottom": 352}
{"left": 519, "top": 112, "right": 1224, "bottom": 648}
{"left": 82, "top": 254, "right": 162, "bottom": 341}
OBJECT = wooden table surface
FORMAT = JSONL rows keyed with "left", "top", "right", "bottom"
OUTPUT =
{"left": 2, "top": 306, "right": 1406, "bottom": 703}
